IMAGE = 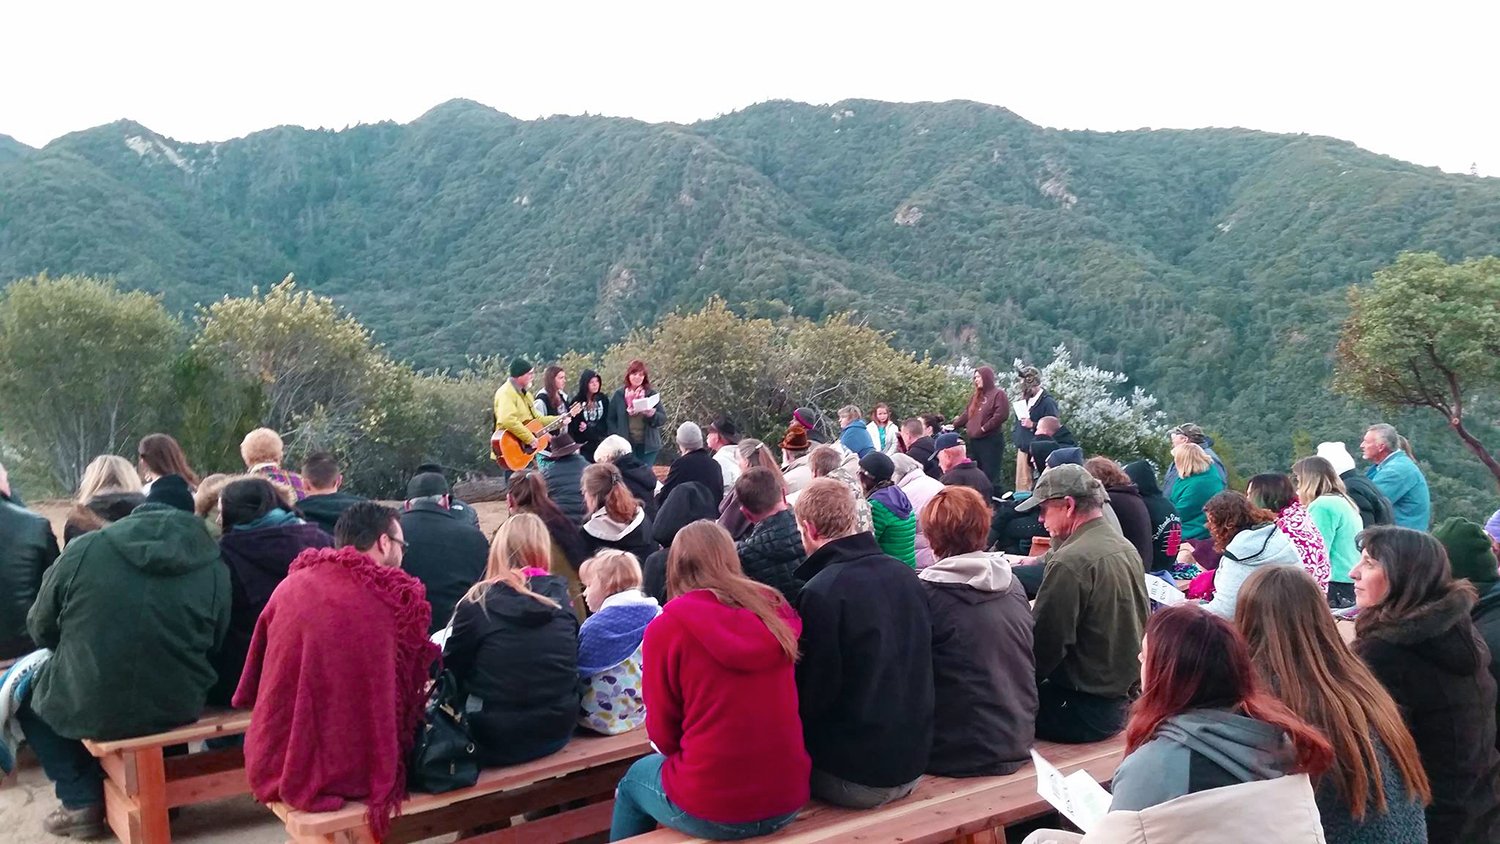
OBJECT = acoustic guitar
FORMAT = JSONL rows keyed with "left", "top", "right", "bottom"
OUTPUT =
{"left": 492, "top": 403, "right": 583, "bottom": 471}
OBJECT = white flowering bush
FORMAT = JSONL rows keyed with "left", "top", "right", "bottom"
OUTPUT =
{"left": 1015, "top": 345, "right": 1170, "bottom": 464}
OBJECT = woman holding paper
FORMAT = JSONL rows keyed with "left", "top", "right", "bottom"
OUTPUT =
{"left": 608, "top": 360, "right": 664, "bottom": 466}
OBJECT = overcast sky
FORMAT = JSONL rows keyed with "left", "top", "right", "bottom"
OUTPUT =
{"left": 3, "top": 1, "right": 1494, "bottom": 175}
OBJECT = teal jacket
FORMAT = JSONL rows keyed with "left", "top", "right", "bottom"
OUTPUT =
{"left": 1366, "top": 451, "right": 1431, "bottom": 531}
{"left": 1306, "top": 494, "right": 1362, "bottom": 584}
{"left": 28, "top": 503, "right": 231, "bottom": 740}
{"left": 1168, "top": 470, "right": 1226, "bottom": 541}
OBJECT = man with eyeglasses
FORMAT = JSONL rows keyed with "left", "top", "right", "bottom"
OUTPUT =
{"left": 1017, "top": 464, "right": 1149, "bottom": 744}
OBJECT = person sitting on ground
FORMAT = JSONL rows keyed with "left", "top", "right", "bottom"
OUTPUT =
{"left": 297, "top": 452, "right": 366, "bottom": 535}
{"left": 136, "top": 432, "right": 199, "bottom": 495}
{"left": 400, "top": 472, "right": 489, "bottom": 634}
{"left": 733, "top": 467, "right": 806, "bottom": 602}
{"left": 936, "top": 433, "right": 994, "bottom": 505}
{"left": 64, "top": 455, "right": 144, "bottom": 544}
{"left": 786, "top": 444, "right": 873, "bottom": 532}
{"left": 1168, "top": 441, "right": 1226, "bottom": 568}
{"left": 656, "top": 422, "right": 724, "bottom": 507}
{"left": 582, "top": 462, "right": 660, "bottom": 563}
{"left": 445, "top": 513, "right": 580, "bottom": 766}
{"left": 1235, "top": 565, "right": 1432, "bottom": 843}
{"left": 791, "top": 406, "right": 828, "bottom": 443}
{"left": 609, "top": 522, "right": 809, "bottom": 840}
{"left": 0, "top": 460, "right": 59, "bottom": 660}
{"left": 240, "top": 427, "right": 307, "bottom": 500}
{"left": 779, "top": 424, "right": 815, "bottom": 494}
{"left": 1123, "top": 460, "right": 1183, "bottom": 573}
{"left": 577, "top": 550, "right": 660, "bottom": 735}
{"left": 892, "top": 452, "right": 944, "bottom": 568}
{"left": 1435, "top": 516, "right": 1500, "bottom": 735}
{"left": 707, "top": 415, "right": 742, "bottom": 497}
{"left": 1318, "top": 441, "right": 1394, "bottom": 529}
{"left": 859, "top": 452, "right": 918, "bottom": 568}
{"left": 235, "top": 503, "right": 435, "bottom": 840}
{"left": 540, "top": 430, "right": 589, "bottom": 524}
{"left": 1200, "top": 491, "right": 1302, "bottom": 620}
{"left": 210, "top": 477, "right": 333, "bottom": 705}
{"left": 1026, "top": 416, "right": 1077, "bottom": 480}
{"left": 918, "top": 486, "right": 1036, "bottom": 777}
{"left": 1162, "top": 422, "right": 1228, "bottom": 494}
{"left": 1360, "top": 423, "right": 1432, "bottom": 531}
{"left": 793, "top": 478, "right": 933, "bottom": 808}
{"left": 570, "top": 369, "right": 611, "bottom": 462}
{"left": 22, "top": 480, "right": 229, "bottom": 839}
{"left": 899, "top": 417, "right": 940, "bottom": 480}
{"left": 718, "top": 439, "right": 785, "bottom": 541}
{"left": 1085, "top": 457, "right": 1154, "bottom": 571}
{"left": 595, "top": 434, "right": 660, "bottom": 521}
{"left": 1246, "top": 472, "right": 1330, "bottom": 590}
{"left": 507, "top": 470, "right": 589, "bottom": 615}
{"left": 640, "top": 481, "right": 717, "bottom": 603}
{"left": 867, "top": 402, "right": 901, "bottom": 455}
{"left": 1018, "top": 464, "right": 1148, "bottom": 743}
{"left": 1291, "top": 456, "right": 1361, "bottom": 606}
{"left": 836, "top": 405, "right": 876, "bottom": 459}
{"left": 1349, "top": 527, "right": 1500, "bottom": 842}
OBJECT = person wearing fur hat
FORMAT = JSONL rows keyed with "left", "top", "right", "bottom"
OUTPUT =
{"left": 1316, "top": 441, "right": 1393, "bottom": 529}
{"left": 860, "top": 452, "right": 917, "bottom": 568}
{"left": 1011, "top": 366, "right": 1059, "bottom": 492}
{"left": 1436, "top": 515, "right": 1500, "bottom": 747}
{"left": 780, "top": 424, "right": 815, "bottom": 494}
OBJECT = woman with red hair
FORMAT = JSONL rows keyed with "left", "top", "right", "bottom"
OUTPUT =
{"left": 607, "top": 360, "right": 664, "bottom": 466}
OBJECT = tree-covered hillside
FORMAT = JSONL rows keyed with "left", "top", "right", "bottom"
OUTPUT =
{"left": 2, "top": 99, "right": 1497, "bottom": 514}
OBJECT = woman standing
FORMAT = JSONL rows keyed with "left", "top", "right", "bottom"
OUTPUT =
{"left": 445, "top": 514, "right": 581, "bottom": 766}
{"left": 1247, "top": 472, "right": 1331, "bottom": 591}
{"left": 1201, "top": 492, "right": 1302, "bottom": 620}
{"left": 137, "top": 433, "right": 199, "bottom": 495}
{"left": 506, "top": 471, "right": 590, "bottom": 617}
{"left": 580, "top": 462, "right": 659, "bottom": 562}
{"left": 608, "top": 360, "right": 664, "bottom": 466}
{"left": 1236, "top": 565, "right": 1431, "bottom": 843}
{"left": 570, "top": 369, "right": 610, "bottom": 462}
{"left": 1168, "top": 442, "right": 1226, "bottom": 567}
{"left": 866, "top": 403, "right": 901, "bottom": 456}
{"left": 608, "top": 522, "right": 809, "bottom": 840}
{"left": 533, "top": 364, "right": 570, "bottom": 417}
{"left": 1351, "top": 527, "right": 1500, "bottom": 843}
{"left": 1011, "top": 365, "right": 1057, "bottom": 492}
{"left": 954, "top": 366, "right": 1010, "bottom": 491}
{"left": 1291, "top": 457, "right": 1362, "bottom": 607}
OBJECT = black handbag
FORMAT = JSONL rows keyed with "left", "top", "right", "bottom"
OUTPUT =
{"left": 407, "top": 669, "right": 480, "bottom": 793}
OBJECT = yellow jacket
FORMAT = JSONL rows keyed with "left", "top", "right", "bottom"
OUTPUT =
{"left": 494, "top": 380, "right": 557, "bottom": 445}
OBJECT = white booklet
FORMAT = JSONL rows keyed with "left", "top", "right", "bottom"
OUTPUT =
{"left": 1031, "top": 749, "right": 1112, "bottom": 833}
{"left": 1145, "top": 573, "right": 1187, "bottom": 606}
{"left": 630, "top": 393, "right": 660, "bottom": 413}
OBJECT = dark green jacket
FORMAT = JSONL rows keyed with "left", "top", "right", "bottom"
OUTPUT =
{"left": 27, "top": 503, "right": 231, "bottom": 740}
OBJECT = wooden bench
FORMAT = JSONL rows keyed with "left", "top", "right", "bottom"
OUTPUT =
{"left": 272, "top": 729, "right": 652, "bottom": 844}
{"left": 623, "top": 737, "right": 1126, "bottom": 844}
{"left": 82, "top": 709, "right": 253, "bottom": 844}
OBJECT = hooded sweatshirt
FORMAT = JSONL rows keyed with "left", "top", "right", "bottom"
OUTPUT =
{"left": 645, "top": 589, "right": 810, "bottom": 823}
{"left": 919, "top": 551, "right": 1036, "bottom": 776}
{"left": 578, "top": 589, "right": 660, "bottom": 735}
{"left": 1109, "top": 708, "right": 1299, "bottom": 812}
{"left": 1202, "top": 523, "right": 1301, "bottom": 620}
{"left": 582, "top": 504, "right": 659, "bottom": 568}
{"left": 869, "top": 484, "right": 918, "bottom": 568}
{"left": 641, "top": 482, "right": 717, "bottom": 602}
{"left": 27, "top": 502, "right": 230, "bottom": 740}
{"left": 954, "top": 366, "right": 1011, "bottom": 441}
{"left": 1123, "top": 461, "right": 1182, "bottom": 571}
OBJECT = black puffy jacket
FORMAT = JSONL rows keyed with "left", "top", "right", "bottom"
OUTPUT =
{"left": 444, "top": 575, "right": 580, "bottom": 767}
{"left": 1340, "top": 470, "right": 1394, "bottom": 529}
{"left": 0, "top": 496, "right": 59, "bottom": 659}
{"left": 541, "top": 454, "right": 589, "bottom": 525}
{"left": 735, "top": 509, "right": 805, "bottom": 603}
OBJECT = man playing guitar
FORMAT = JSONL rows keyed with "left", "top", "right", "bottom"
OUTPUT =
{"left": 493, "top": 358, "right": 581, "bottom": 465}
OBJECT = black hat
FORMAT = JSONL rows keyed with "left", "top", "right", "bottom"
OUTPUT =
{"left": 509, "top": 358, "right": 533, "bottom": 379}
{"left": 145, "top": 474, "right": 194, "bottom": 513}
{"left": 406, "top": 472, "right": 450, "bottom": 499}
{"left": 709, "top": 415, "right": 740, "bottom": 443}
{"left": 859, "top": 451, "right": 895, "bottom": 483}
{"left": 547, "top": 431, "right": 582, "bottom": 458}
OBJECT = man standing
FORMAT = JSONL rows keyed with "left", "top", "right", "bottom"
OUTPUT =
{"left": 1316, "top": 442, "right": 1393, "bottom": 528}
{"left": 1162, "top": 423, "right": 1227, "bottom": 494}
{"left": 399, "top": 473, "right": 488, "bottom": 633}
{"left": 298, "top": 452, "right": 367, "bottom": 535}
{"left": 936, "top": 433, "right": 994, "bottom": 505}
{"left": 1360, "top": 424, "right": 1432, "bottom": 531}
{"left": 0, "top": 461, "right": 59, "bottom": 660}
{"left": 707, "top": 416, "right": 742, "bottom": 499}
{"left": 793, "top": 479, "right": 932, "bottom": 808}
{"left": 655, "top": 422, "right": 724, "bottom": 506}
{"left": 493, "top": 358, "right": 557, "bottom": 454}
{"left": 734, "top": 467, "right": 806, "bottom": 603}
{"left": 1016, "top": 465, "right": 1148, "bottom": 743}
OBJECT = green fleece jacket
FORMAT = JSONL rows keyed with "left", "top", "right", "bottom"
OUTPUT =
{"left": 1169, "top": 470, "right": 1226, "bottom": 541}
{"left": 28, "top": 503, "right": 230, "bottom": 740}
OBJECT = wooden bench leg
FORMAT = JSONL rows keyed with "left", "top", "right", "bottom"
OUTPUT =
{"left": 133, "top": 747, "right": 171, "bottom": 844}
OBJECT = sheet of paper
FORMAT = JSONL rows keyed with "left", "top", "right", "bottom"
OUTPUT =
{"left": 631, "top": 394, "right": 660, "bottom": 413}
{"left": 1145, "top": 573, "right": 1186, "bottom": 606}
{"left": 1031, "top": 749, "right": 1112, "bottom": 833}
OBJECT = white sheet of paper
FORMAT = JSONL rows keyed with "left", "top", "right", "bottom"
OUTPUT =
{"left": 631, "top": 394, "right": 660, "bottom": 413}
{"left": 1031, "top": 749, "right": 1112, "bottom": 833}
{"left": 1145, "top": 573, "right": 1187, "bottom": 606}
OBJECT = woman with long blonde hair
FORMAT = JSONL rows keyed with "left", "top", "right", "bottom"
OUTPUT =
{"left": 64, "top": 455, "right": 145, "bottom": 544}
{"left": 1236, "top": 565, "right": 1430, "bottom": 842}
{"left": 443, "top": 512, "right": 580, "bottom": 767}
{"left": 609, "top": 521, "right": 809, "bottom": 840}
{"left": 1292, "top": 456, "right": 1363, "bottom": 608}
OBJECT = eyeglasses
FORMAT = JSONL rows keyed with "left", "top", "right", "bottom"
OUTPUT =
{"left": 387, "top": 535, "right": 408, "bottom": 549}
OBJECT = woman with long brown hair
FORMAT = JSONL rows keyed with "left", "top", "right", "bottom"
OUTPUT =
{"left": 607, "top": 359, "right": 663, "bottom": 466}
{"left": 580, "top": 462, "right": 658, "bottom": 562}
{"left": 532, "top": 364, "right": 570, "bottom": 417}
{"left": 507, "top": 470, "right": 588, "bottom": 614}
{"left": 137, "top": 433, "right": 199, "bottom": 490}
{"left": 718, "top": 438, "right": 786, "bottom": 541}
{"left": 1236, "top": 565, "right": 1430, "bottom": 843}
{"left": 953, "top": 366, "right": 1010, "bottom": 490}
{"left": 608, "top": 521, "right": 809, "bottom": 840}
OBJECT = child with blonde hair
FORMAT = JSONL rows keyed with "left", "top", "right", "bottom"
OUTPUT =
{"left": 577, "top": 549, "right": 660, "bottom": 734}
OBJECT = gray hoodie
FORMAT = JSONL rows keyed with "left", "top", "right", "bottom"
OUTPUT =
{"left": 1110, "top": 708, "right": 1297, "bottom": 812}
{"left": 1202, "top": 523, "right": 1301, "bottom": 620}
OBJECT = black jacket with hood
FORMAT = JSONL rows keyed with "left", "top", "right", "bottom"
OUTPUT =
{"left": 1104, "top": 484, "right": 1155, "bottom": 573}
{"left": 444, "top": 575, "right": 581, "bottom": 766}
{"left": 1355, "top": 589, "right": 1500, "bottom": 843}
{"left": 541, "top": 454, "right": 589, "bottom": 525}
{"left": 919, "top": 551, "right": 1035, "bottom": 777}
{"left": 613, "top": 454, "right": 660, "bottom": 522}
{"left": 904, "top": 435, "right": 942, "bottom": 480}
{"left": 1124, "top": 461, "right": 1182, "bottom": 572}
{"left": 795, "top": 532, "right": 933, "bottom": 787}
{"left": 642, "top": 482, "right": 717, "bottom": 602}
{"left": 401, "top": 499, "right": 490, "bottom": 634}
{"left": 1340, "top": 469, "right": 1394, "bottom": 529}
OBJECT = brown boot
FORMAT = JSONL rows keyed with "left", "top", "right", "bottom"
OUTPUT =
{"left": 42, "top": 804, "right": 105, "bottom": 839}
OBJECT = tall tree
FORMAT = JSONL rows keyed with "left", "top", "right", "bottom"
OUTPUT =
{"left": 1336, "top": 252, "right": 1500, "bottom": 486}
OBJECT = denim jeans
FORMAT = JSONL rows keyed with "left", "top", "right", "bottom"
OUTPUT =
{"left": 1033, "top": 680, "right": 1128, "bottom": 744}
{"left": 809, "top": 768, "right": 919, "bottom": 809}
{"left": 18, "top": 697, "right": 103, "bottom": 809}
{"left": 609, "top": 754, "right": 800, "bottom": 841}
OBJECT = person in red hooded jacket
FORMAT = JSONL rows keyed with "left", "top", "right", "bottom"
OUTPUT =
{"left": 953, "top": 366, "right": 1011, "bottom": 492}
{"left": 609, "top": 521, "right": 809, "bottom": 840}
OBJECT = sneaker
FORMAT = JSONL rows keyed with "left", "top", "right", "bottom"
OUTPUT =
{"left": 42, "top": 804, "right": 105, "bottom": 839}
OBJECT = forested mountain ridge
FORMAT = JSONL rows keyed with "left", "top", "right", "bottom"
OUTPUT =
{"left": 2, "top": 98, "right": 1498, "bottom": 512}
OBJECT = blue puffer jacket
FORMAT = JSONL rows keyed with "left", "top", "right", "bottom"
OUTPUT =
{"left": 839, "top": 422, "right": 876, "bottom": 458}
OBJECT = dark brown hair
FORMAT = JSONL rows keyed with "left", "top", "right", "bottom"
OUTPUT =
{"left": 1084, "top": 456, "right": 1132, "bottom": 489}
{"left": 1247, "top": 472, "right": 1298, "bottom": 513}
{"left": 736, "top": 467, "right": 784, "bottom": 516}
{"left": 138, "top": 433, "right": 199, "bottom": 486}
{"left": 1355, "top": 526, "right": 1478, "bottom": 635}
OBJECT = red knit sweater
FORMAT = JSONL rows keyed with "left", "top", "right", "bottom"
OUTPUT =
{"left": 644, "top": 589, "right": 810, "bottom": 823}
